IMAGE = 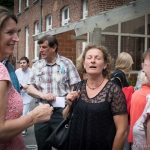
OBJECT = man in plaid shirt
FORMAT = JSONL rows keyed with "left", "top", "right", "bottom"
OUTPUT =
{"left": 26, "top": 35, "right": 81, "bottom": 150}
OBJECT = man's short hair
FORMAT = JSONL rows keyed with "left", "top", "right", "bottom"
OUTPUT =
{"left": 38, "top": 35, "right": 58, "bottom": 52}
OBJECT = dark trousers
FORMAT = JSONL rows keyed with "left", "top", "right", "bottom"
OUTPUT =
{"left": 34, "top": 108, "right": 63, "bottom": 150}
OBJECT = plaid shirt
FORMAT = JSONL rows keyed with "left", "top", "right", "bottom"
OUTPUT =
{"left": 29, "top": 54, "right": 81, "bottom": 97}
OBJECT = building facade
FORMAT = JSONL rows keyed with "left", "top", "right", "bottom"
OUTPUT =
{"left": 14, "top": 0, "right": 150, "bottom": 82}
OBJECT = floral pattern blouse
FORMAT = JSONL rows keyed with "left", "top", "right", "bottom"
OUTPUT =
{"left": 0, "top": 63, "right": 24, "bottom": 150}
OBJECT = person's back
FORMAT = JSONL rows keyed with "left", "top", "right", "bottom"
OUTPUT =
{"left": 111, "top": 69, "right": 129, "bottom": 88}
{"left": 111, "top": 52, "right": 133, "bottom": 150}
{"left": 111, "top": 52, "right": 133, "bottom": 88}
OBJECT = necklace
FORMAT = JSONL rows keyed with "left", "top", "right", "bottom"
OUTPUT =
{"left": 86, "top": 79, "right": 105, "bottom": 90}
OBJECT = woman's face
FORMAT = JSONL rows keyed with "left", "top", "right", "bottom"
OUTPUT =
{"left": 0, "top": 18, "right": 19, "bottom": 59}
{"left": 83, "top": 48, "right": 107, "bottom": 76}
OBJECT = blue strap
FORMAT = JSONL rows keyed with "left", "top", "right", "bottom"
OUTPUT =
{"left": 5, "top": 61, "right": 20, "bottom": 93}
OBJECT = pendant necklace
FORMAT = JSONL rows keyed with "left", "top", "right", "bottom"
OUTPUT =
{"left": 86, "top": 78, "right": 104, "bottom": 90}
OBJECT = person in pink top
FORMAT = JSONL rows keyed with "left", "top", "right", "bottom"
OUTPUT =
{"left": 128, "top": 71, "right": 150, "bottom": 144}
{"left": 0, "top": 6, "right": 53, "bottom": 150}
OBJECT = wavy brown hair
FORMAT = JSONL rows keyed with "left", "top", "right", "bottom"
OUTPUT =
{"left": 77, "top": 44, "right": 111, "bottom": 78}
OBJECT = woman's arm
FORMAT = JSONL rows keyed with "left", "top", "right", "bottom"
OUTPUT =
{"left": 0, "top": 80, "right": 53, "bottom": 141}
{"left": 112, "top": 114, "right": 128, "bottom": 150}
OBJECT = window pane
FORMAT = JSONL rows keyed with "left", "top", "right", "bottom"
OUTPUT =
{"left": 103, "top": 24, "right": 118, "bottom": 32}
{"left": 101, "top": 35, "right": 118, "bottom": 68}
{"left": 64, "top": 9, "right": 68, "bottom": 19}
{"left": 148, "top": 14, "right": 150, "bottom": 35}
{"left": 121, "top": 16, "right": 145, "bottom": 34}
{"left": 148, "top": 38, "right": 150, "bottom": 48}
{"left": 121, "top": 36, "right": 144, "bottom": 70}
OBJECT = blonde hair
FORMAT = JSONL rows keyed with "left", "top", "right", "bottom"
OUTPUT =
{"left": 115, "top": 52, "right": 133, "bottom": 74}
{"left": 77, "top": 44, "right": 111, "bottom": 78}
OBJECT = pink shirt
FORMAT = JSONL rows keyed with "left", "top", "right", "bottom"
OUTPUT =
{"left": 0, "top": 63, "right": 24, "bottom": 150}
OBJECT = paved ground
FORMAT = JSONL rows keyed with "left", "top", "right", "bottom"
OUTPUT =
{"left": 23, "top": 102, "right": 56, "bottom": 150}
{"left": 23, "top": 126, "right": 37, "bottom": 150}
{"left": 23, "top": 124, "right": 56, "bottom": 150}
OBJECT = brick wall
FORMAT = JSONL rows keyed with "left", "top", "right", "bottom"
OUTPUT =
{"left": 56, "top": 30, "right": 77, "bottom": 64}
{"left": 14, "top": 0, "right": 135, "bottom": 67}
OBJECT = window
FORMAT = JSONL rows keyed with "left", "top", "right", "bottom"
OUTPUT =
{"left": 82, "top": 41, "right": 88, "bottom": 52}
{"left": 82, "top": 0, "right": 88, "bottom": 19}
{"left": 121, "top": 36, "right": 144, "bottom": 70}
{"left": 101, "top": 15, "right": 150, "bottom": 71}
{"left": 148, "top": 38, "right": 150, "bottom": 48}
{"left": 34, "top": 21, "right": 39, "bottom": 35}
{"left": 61, "top": 7, "right": 69, "bottom": 26}
{"left": 18, "top": 0, "right": 22, "bottom": 13}
{"left": 25, "top": 0, "right": 29, "bottom": 8}
{"left": 148, "top": 14, "right": 150, "bottom": 35}
{"left": 34, "top": 22, "right": 40, "bottom": 59}
{"left": 46, "top": 15, "right": 52, "bottom": 31}
{"left": 25, "top": 27, "right": 29, "bottom": 57}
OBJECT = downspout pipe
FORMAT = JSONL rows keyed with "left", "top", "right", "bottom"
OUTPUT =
{"left": 39, "top": 0, "right": 42, "bottom": 32}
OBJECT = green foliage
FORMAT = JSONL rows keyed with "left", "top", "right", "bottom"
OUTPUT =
{"left": 0, "top": 0, "right": 14, "bottom": 10}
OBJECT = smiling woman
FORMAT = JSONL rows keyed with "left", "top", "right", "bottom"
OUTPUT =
{"left": 0, "top": 6, "right": 53, "bottom": 150}
{"left": 0, "top": 9, "right": 19, "bottom": 61}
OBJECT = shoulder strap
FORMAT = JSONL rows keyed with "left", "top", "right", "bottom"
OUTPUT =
{"left": 111, "top": 76, "right": 123, "bottom": 88}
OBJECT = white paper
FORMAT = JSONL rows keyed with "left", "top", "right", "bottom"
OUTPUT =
{"left": 52, "top": 97, "right": 65, "bottom": 108}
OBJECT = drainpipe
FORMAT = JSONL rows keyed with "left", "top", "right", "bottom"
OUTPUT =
{"left": 39, "top": 0, "right": 42, "bottom": 32}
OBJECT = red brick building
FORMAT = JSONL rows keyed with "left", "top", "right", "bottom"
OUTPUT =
{"left": 14, "top": 0, "right": 150, "bottom": 81}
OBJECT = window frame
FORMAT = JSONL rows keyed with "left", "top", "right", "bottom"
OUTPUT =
{"left": 34, "top": 21, "right": 40, "bottom": 59}
{"left": 25, "top": 26, "right": 29, "bottom": 57}
{"left": 61, "top": 7, "right": 70, "bottom": 26}
{"left": 46, "top": 15, "right": 52, "bottom": 31}
{"left": 82, "top": 0, "right": 88, "bottom": 19}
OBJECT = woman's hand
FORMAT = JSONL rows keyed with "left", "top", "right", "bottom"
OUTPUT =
{"left": 66, "top": 91, "right": 80, "bottom": 103}
{"left": 28, "top": 104, "right": 53, "bottom": 124}
{"left": 63, "top": 91, "right": 80, "bottom": 118}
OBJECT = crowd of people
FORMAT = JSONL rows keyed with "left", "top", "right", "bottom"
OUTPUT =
{"left": 1, "top": 5, "right": 150, "bottom": 150}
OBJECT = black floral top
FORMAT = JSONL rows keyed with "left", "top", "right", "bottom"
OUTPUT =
{"left": 62, "top": 80, "right": 127, "bottom": 150}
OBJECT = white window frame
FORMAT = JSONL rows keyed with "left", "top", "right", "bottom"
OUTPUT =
{"left": 61, "top": 7, "right": 70, "bottom": 26}
{"left": 25, "top": 0, "right": 29, "bottom": 8}
{"left": 18, "top": 0, "right": 22, "bottom": 13}
{"left": 34, "top": 22, "right": 40, "bottom": 59}
{"left": 46, "top": 15, "right": 52, "bottom": 31}
{"left": 83, "top": 0, "right": 88, "bottom": 19}
{"left": 25, "top": 27, "right": 29, "bottom": 57}
{"left": 82, "top": 41, "right": 88, "bottom": 52}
